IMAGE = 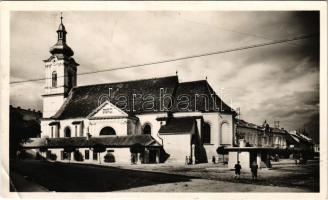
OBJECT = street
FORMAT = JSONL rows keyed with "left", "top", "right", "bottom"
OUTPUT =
{"left": 10, "top": 159, "right": 319, "bottom": 192}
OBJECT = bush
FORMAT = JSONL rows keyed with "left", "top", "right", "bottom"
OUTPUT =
{"left": 130, "top": 143, "right": 144, "bottom": 153}
{"left": 104, "top": 153, "right": 115, "bottom": 163}
{"left": 73, "top": 150, "right": 84, "bottom": 161}
{"left": 36, "top": 152, "right": 42, "bottom": 160}
{"left": 131, "top": 153, "right": 137, "bottom": 164}
{"left": 49, "top": 153, "right": 57, "bottom": 161}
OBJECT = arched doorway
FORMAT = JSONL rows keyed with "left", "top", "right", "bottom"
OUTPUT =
{"left": 64, "top": 127, "right": 71, "bottom": 137}
{"left": 100, "top": 126, "right": 116, "bottom": 136}
{"left": 143, "top": 124, "right": 151, "bottom": 135}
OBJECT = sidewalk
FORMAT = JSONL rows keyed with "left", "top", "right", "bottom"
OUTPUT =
{"left": 10, "top": 171, "right": 49, "bottom": 192}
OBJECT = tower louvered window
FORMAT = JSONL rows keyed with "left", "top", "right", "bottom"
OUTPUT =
{"left": 52, "top": 71, "right": 57, "bottom": 87}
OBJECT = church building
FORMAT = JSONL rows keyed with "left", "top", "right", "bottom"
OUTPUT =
{"left": 23, "top": 16, "right": 236, "bottom": 164}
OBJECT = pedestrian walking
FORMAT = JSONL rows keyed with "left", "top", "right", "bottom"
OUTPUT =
{"left": 234, "top": 161, "right": 242, "bottom": 179}
{"left": 251, "top": 161, "right": 258, "bottom": 181}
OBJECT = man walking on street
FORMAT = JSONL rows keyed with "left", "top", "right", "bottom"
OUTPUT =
{"left": 251, "top": 161, "right": 258, "bottom": 181}
{"left": 234, "top": 161, "right": 241, "bottom": 179}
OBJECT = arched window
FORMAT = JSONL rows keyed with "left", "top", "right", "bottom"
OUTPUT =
{"left": 143, "top": 124, "right": 151, "bottom": 135}
{"left": 100, "top": 126, "right": 116, "bottom": 136}
{"left": 64, "top": 127, "right": 71, "bottom": 137}
{"left": 221, "top": 122, "right": 230, "bottom": 145}
{"left": 52, "top": 71, "right": 57, "bottom": 87}
{"left": 202, "top": 122, "right": 211, "bottom": 144}
{"left": 59, "top": 32, "right": 63, "bottom": 40}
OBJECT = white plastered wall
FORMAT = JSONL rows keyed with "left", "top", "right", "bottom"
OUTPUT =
{"left": 136, "top": 113, "right": 168, "bottom": 142}
{"left": 88, "top": 118, "right": 128, "bottom": 136}
{"left": 161, "top": 134, "right": 191, "bottom": 163}
{"left": 42, "top": 95, "right": 65, "bottom": 118}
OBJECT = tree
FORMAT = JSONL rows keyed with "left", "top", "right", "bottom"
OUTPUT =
{"left": 130, "top": 143, "right": 145, "bottom": 164}
{"left": 73, "top": 150, "right": 83, "bottom": 161}
{"left": 92, "top": 144, "right": 106, "bottom": 164}
{"left": 216, "top": 146, "right": 228, "bottom": 164}
{"left": 130, "top": 143, "right": 145, "bottom": 154}
{"left": 39, "top": 146, "right": 48, "bottom": 159}
{"left": 10, "top": 111, "right": 41, "bottom": 159}
{"left": 64, "top": 145, "right": 76, "bottom": 163}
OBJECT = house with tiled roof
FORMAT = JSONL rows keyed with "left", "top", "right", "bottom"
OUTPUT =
{"left": 23, "top": 16, "right": 237, "bottom": 164}
{"left": 226, "top": 119, "right": 289, "bottom": 168}
{"left": 235, "top": 119, "right": 289, "bottom": 149}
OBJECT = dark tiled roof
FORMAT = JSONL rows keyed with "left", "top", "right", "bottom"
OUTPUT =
{"left": 22, "top": 135, "right": 161, "bottom": 149}
{"left": 236, "top": 119, "right": 263, "bottom": 130}
{"left": 285, "top": 133, "right": 300, "bottom": 144}
{"left": 236, "top": 119, "right": 290, "bottom": 136}
{"left": 171, "top": 80, "right": 234, "bottom": 113}
{"left": 49, "top": 40, "right": 74, "bottom": 57}
{"left": 289, "top": 132, "right": 313, "bottom": 144}
{"left": 52, "top": 76, "right": 235, "bottom": 119}
{"left": 53, "top": 76, "right": 179, "bottom": 119}
{"left": 271, "top": 128, "right": 288, "bottom": 134}
{"left": 158, "top": 117, "right": 196, "bottom": 134}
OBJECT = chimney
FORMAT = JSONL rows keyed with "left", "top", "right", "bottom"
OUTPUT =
{"left": 274, "top": 121, "right": 280, "bottom": 128}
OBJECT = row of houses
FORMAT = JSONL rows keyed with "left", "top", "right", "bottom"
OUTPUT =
{"left": 235, "top": 119, "right": 314, "bottom": 150}
{"left": 227, "top": 118, "right": 315, "bottom": 168}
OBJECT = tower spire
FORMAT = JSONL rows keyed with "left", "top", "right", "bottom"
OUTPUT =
{"left": 48, "top": 12, "right": 74, "bottom": 57}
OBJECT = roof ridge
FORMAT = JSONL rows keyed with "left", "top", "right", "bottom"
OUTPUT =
{"left": 179, "top": 79, "right": 207, "bottom": 84}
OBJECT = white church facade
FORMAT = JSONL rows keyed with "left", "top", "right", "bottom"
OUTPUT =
{"left": 24, "top": 16, "right": 237, "bottom": 165}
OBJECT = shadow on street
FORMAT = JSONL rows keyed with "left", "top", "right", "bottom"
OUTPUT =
{"left": 10, "top": 160, "right": 195, "bottom": 192}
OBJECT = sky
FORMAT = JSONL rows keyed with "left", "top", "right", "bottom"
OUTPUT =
{"left": 10, "top": 11, "right": 320, "bottom": 143}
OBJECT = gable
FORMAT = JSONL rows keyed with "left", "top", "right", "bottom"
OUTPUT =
{"left": 88, "top": 101, "right": 128, "bottom": 118}
{"left": 171, "top": 80, "right": 235, "bottom": 114}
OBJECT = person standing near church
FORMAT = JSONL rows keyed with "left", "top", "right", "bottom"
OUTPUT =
{"left": 234, "top": 161, "right": 242, "bottom": 179}
{"left": 251, "top": 161, "right": 258, "bottom": 180}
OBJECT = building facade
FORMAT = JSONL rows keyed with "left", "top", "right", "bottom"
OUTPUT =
{"left": 235, "top": 119, "right": 287, "bottom": 149}
{"left": 227, "top": 119, "right": 288, "bottom": 168}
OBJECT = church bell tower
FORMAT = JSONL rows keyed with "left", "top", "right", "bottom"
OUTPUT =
{"left": 42, "top": 13, "right": 79, "bottom": 118}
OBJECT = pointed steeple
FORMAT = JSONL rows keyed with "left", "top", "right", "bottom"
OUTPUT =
{"left": 49, "top": 12, "right": 74, "bottom": 57}
{"left": 57, "top": 12, "right": 67, "bottom": 42}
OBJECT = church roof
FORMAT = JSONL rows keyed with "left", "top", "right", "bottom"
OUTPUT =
{"left": 52, "top": 76, "right": 179, "bottom": 119}
{"left": 51, "top": 76, "right": 235, "bottom": 119}
{"left": 171, "top": 80, "right": 234, "bottom": 114}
